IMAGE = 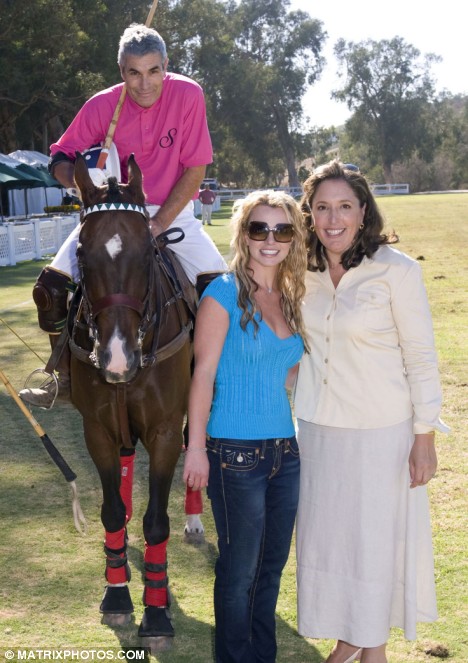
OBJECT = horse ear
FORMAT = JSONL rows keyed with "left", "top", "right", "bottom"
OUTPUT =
{"left": 74, "top": 152, "right": 97, "bottom": 205}
{"left": 127, "top": 154, "right": 146, "bottom": 205}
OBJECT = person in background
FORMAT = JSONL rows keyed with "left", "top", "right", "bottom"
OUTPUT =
{"left": 60, "top": 192, "right": 74, "bottom": 205}
{"left": 198, "top": 182, "right": 217, "bottom": 225}
{"left": 183, "top": 190, "right": 309, "bottom": 662}
{"left": 20, "top": 23, "right": 226, "bottom": 409}
{"left": 294, "top": 160, "right": 449, "bottom": 663}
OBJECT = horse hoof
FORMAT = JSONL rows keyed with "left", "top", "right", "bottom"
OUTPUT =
{"left": 101, "top": 612, "right": 132, "bottom": 627}
{"left": 100, "top": 585, "right": 134, "bottom": 617}
{"left": 184, "top": 516, "right": 205, "bottom": 545}
{"left": 184, "top": 528, "right": 205, "bottom": 545}
{"left": 138, "top": 606, "right": 174, "bottom": 638}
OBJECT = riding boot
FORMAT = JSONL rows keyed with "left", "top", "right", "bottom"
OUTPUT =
{"left": 19, "top": 266, "right": 74, "bottom": 408}
{"left": 19, "top": 334, "right": 71, "bottom": 408}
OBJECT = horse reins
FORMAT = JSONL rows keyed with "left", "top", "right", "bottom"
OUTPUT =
{"left": 78, "top": 203, "right": 156, "bottom": 367}
{"left": 75, "top": 203, "right": 191, "bottom": 370}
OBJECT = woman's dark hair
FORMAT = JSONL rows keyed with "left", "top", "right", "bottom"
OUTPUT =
{"left": 301, "top": 160, "right": 398, "bottom": 271}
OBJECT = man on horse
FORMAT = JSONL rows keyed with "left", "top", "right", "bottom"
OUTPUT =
{"left": 20, "top": 23, "right": 226, "bottom": 409}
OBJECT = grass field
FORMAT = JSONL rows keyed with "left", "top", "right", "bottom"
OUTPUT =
{"left": 0, "top": 194, "right": 467, "bottom": 662}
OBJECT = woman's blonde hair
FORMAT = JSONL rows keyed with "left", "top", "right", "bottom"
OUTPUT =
{"left": 229, "top": 190, "right": 310, "bottom": 352}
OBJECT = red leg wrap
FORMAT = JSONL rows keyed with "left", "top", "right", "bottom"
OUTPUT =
{"left": 143, "top": 538, "right": 169, "bottom": 607}
{"left": 184, "top": 485, "right": 203, "bottom": 515}
{"left": 120, "top": 452, "right": 135, "bottom": 523}
{"left": 105, "top": 528, "right": 126, "bottom": 550}
{"left": 105, "top": 527, "right": 128, "bottom": 584}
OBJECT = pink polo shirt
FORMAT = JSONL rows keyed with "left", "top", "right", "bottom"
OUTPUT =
{"left": 50, "top": 73, "right": 213, "bottom": 205}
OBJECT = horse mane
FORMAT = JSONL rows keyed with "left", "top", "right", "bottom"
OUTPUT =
{"left": 106, "top": 176, "right": 121, "bottom": 202}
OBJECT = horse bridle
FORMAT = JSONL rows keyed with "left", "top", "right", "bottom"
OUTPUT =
{"left": 77, "top": 203, "right": 158, "bottom": 368}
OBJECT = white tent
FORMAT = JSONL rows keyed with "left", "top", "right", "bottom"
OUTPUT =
{"left": 4, "top": 151, "right": 63, "bottom": 216}
{"left": 9, "top": 150, "right": 50, "bottom": 168}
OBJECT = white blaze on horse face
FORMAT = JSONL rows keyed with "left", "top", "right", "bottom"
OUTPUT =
{"left": 106, "top": 326, "right": 129, "bottom": 377}
{"left": 105, "top": 234, "right": 123, "bottom": 260}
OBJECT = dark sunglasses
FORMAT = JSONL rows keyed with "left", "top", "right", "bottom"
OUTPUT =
{"left": 247, "top": 221, "right": 294, "bottom": 243}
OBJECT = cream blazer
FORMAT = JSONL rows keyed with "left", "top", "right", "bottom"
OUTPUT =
{"left": 294, "top": 245, "right": 449, "bottom": 434}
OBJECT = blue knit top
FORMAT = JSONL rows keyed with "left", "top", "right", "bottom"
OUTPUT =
{"left": 201, "top": 273, "right": 304, "bottom": 440}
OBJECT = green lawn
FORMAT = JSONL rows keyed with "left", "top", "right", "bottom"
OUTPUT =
{"left": 0, "top": 193, "right": 467, "bottom": 662}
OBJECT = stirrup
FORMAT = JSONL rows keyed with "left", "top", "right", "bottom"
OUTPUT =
{"left": 21, "top": 368, "right": 59, "bottom": 410}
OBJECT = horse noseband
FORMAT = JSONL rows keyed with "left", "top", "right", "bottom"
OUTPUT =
{"left": 91, "top": 293, "right": 145, "bottom": 318}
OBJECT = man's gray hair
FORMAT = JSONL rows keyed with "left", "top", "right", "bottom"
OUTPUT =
{"left": 118, "top": 23, "right": 167, "bottom": 66}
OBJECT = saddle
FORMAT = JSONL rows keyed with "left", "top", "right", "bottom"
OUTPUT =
{"left": 155, "top": 230, "right": 198, "bottom": 321}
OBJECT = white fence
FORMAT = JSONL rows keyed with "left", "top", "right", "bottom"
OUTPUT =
{"left": 0, "top": 214, "right": 80, "bottom": 267}
{"left": 371, "top": 183, "right": 409, "bottom": 195}
{"left": 217, "top": 184, "right": 409, "bottom": 200}
{"left": 217, "top": 187, "right": 303, "bottom": 201}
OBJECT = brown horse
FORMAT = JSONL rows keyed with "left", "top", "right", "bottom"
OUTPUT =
{"left": 70, "top": 153, "right": 194, "bottom": 641}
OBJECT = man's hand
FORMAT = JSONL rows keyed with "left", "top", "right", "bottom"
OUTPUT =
{"left": 149, "top": 217, "right": 165, "bottom": 238}
{"left": 153, "top": 165, "right": 206, "bottom": 231}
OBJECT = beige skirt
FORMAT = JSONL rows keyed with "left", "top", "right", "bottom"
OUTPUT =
{"left": 296, "top": 418, "right": 437, "bottom": 648}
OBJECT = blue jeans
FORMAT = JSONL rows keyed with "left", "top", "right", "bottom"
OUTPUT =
{"left": 207, "top": 436, "right": 300, "bottom": 663}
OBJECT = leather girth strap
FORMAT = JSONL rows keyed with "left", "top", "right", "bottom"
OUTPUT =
{"left": 116, "top": 384, "right": 133, "bottom": 450}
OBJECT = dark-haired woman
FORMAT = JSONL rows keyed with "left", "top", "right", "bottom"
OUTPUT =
{"left": 294, "top": 161, "right": 448, "bottom": 663}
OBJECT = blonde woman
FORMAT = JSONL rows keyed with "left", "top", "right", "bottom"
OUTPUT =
{"left": 184, "top": 190, "right": 309, "bottom": 663}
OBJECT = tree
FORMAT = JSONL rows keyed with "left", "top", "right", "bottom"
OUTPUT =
{"left": 157, "top": 0, "right": 327, "bottom": 186}
{"left": 0, "top": 0, "right": 111, "bottom": 153}
{"left": 434, "top": 93, "right": 468, "bottom": 189}
{"left": 332, "top": 37, "right": 441, "bottom": 182}
{"left": 220, "top": 0, "right": 326, "bottom": 187}
{"left": 0, "top": 0, "right": 154, "bottom": 153}
{"left": 1, "top": 0, "right": 327, "bottom": 187}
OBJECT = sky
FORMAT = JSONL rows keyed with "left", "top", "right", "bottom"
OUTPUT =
{"left": 289, "top": 0, "right": 466, "bottom": 127}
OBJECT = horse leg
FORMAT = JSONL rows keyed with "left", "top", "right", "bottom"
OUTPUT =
{"left": 83, "top": 422, "right": 134, "bottom": 623}
{"left": 100, "top": 468, "right": 135, "bottom": 623}
{"left": 100, "top": 526, "right": 133, "bottom": 624}
{"left": 101, "top": 516, "right": 134, "bottom": 623}
{"left": 100, "top": 448, "right": 135, "bottom": 618}
{"left": 138, "top": 461, "right": 177, "bottom": 640}
{"left": 143, "top": 538, "right": 169, "bottom": 608}
{"left": 184, "top": 486, "right": 205, "bottom": 545}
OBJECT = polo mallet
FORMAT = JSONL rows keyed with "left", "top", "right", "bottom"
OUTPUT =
{"left": 96, "top": 0, "right": 160, "bottom": 170}
{"left": 0, "top": 368, "right": 87, "bottom": 535}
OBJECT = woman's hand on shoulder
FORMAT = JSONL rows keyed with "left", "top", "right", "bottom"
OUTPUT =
{"left": 409, "top": 433, "right": 437, "bottom": 488}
